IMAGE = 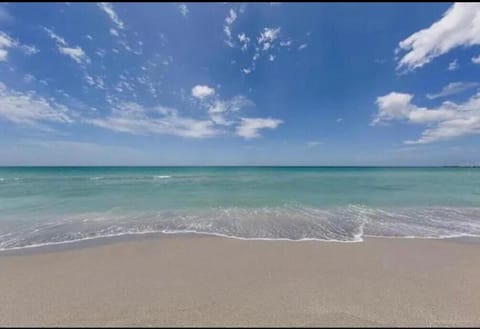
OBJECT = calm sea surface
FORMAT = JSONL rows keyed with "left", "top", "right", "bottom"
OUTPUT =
{"left": 1, "top": 167, "right": 480, "bottom": 250}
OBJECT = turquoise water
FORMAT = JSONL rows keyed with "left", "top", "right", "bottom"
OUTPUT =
{"left": 1, "top": 167, "right": 480, "bottom": 249}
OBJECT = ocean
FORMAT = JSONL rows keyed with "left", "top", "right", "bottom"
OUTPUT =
{"left": 1, "top": 166, "right": 480, "bottom": 250}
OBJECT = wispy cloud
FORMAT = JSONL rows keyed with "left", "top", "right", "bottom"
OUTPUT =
{"left": 224, "top": 9, "right": 238, "bottom": 47}
{"left": 88, "top": 102, "right": 219, "bottom": 138}
{"left": 0, "top": 82, "right": 73, "bottom": 127}
{"left": 258, "top": 27, "right": 280, "bottom": 51}
{"left": 59, "top": 46, "right": 88, "bottom": 64}
{"left": 97, "top": 2, "right": 125, "bottom": 30}
{"left": 207, "top": 95, "right": 254, "bottom": 126}
{"left": 236, "top": 117, "right": 283, "bottom": 139}
{"left": 306, "top": 141, "right": 322, "bottom": 147}
{"left": 298, "top": 43, "right": 308, "bottom": 50}
{"left": 447, "top": 59, "right": 459, "bottom": 71}
{"left": 44, "top": 27, "right": 90, "bottom": 64}
{"left": 426, "top": 81, "right": 479, "bottom": 100}
{"left": 396, "top": 3, "right": 480, "bottom": 72}
{"left": 178, "top": 3, "right": 189, "bottom": 17}
{"left": 0, "top": 31, "right": 38, "bottom": 61}
{"left": 472, "top": 55, "right": 480, "bottom": 64}
{"left": 0, "top": 4, "right": 13, "bottom": 23}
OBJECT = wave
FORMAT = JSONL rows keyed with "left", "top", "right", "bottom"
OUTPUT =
{"left": 1, "top": 205, "right": 480, "bottom": 251}
{"left": 153, "top": 175, "right": 171, "bottom": 180}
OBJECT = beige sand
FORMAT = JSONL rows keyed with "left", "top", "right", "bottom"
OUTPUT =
{"left": 1, "top": 235, "right": 480, "bottom": 327}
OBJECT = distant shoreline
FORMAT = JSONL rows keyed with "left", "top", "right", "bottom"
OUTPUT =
{"left": 1, "top": 165, "right": 480, "bottom": 168}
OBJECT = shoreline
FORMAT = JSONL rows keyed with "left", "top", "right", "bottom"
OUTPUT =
{"left": 2, "top": 230, "right": 480, "bottom": 257}
{"left": 2, "top": 234, "right": 480, "bottom": 326}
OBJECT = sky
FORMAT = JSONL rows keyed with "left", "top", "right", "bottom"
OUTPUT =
{"left": 1, "top": 2, "right": 480, "bottom": 166}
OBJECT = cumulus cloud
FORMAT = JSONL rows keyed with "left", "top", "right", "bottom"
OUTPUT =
{"left": 0, "top": 82, "right": 73, "bottom": 126}
{"left": 426, "top": 81, "right": 479, "bottom": 100}
{"left": 396, "top": 3, "right": 480, "bottom": 72}
{"left": 372, "top": 91, "right": 480, "bottom": 144}
{"left": 192, "top": 85, "right": 215, "bottom": 99}
{"left": 472, "top": 55, "right": 480, "bottom": 64}
{"left": 236, "top": 117, "right": 283, "bottom": 139}
{"left": 97, "top": 2, "right": 124, "bottom": 30}
{"left": 88, "top": 102, "right": 218, "bottom": 138}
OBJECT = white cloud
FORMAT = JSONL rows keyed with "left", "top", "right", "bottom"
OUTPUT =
{"left": 306, "top": 141, "right": 322, "bottom": 147}
{"left": 336, "top": 118, "right": 343, "bottom": 123}
{"left": 225, "top": 9, "right": 237, "bottom": 25}
{"left": 223, "top": 9, "right": 238, "bottom": 47}
{"left": 43, "top": 27, "right": 67, "bottom": 46}
{"left": 224, "top": 25, "right": 232, "bottom": 39}
{"left": 268, "top": 54, "right": 275, "bottom": 61}
{"left": 20, "top": 44, "right": 39, "bottom": 55}
{"left": 280, "top": 40, "right": 291, "bottom": 47}
{"left": 0, "top": 48, "right": 7, "bottom": 61}
{"left": 0, "top": 31, "right": 38, "bottom": 61}
{"left": 23, "top": 74, "right": 35, "bottom": 83}
{"left": 396, "top": 3, "right": 480, "bottom": 71}
{"left": 178, "top": 3, "right": 189, "bottom": 17}
{"left": 97, "top": 4, "right": 138, "bottom": 54}
{"left": 88, "top": 102, "right": 218, "bottom": 138}
{"left": 84, "top": 74, "right": 105, "bottom": 90}
{"left": 258, "top": 27, "right": 280, "bottom": 44}
{"left": 447, "top": 59, "right": 459, "bottom": 71}
{"left": 59, "top": 46, "right": 89, "bottom": 64}
{"left": 242, "top": 68, "right": 252, "bottom": 74}
{"left": 97, "top": 2, "right": 124, "bottom": 30}
{"left": 95, "top": 49, "right": 106, "bottom": 57}
{"left": 0, "top": 32, "right": 15, "bottom": 49}
{"left": 298, "top": 43, "right": 308, "bottom": 50}
{"left": 426, "top": 81, "right": 479, "bottom": 99}
{"left": 192, "top": 85, "right": 215, "bottom": 99}
{"left": 238, "top": 33, "right": 250, "bottom": 51}
{"left": 0, "top": 82, "right": 73, "bottom": 126}
{"left": 207, "top": 95, "right": 254, "bottom": 126}
{"left": 44, "top": 27, "right": 89, "bottom": 64}
{"left": 236, "top": 117, "right": 283, "bottom": 139}
{"left": 85, "top": 34, "right": 93, "bottom": 40}
{"left": 472, "top": 55, "right": 480, "bottom": 64}
{"left": 372, "top": 91, "right": 480, "bottom": 144}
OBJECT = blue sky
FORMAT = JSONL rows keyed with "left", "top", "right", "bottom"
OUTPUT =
{"left": 1, "top": 2, "right": 480, "bottom": 165}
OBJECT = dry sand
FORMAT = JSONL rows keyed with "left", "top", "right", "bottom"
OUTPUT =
{"left": 1, "top": 235, "right": 480, "bottom": 327}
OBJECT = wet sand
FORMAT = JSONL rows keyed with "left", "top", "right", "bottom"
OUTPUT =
{"left": 1, "top": 235, "right": 480, "bottom": 327}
